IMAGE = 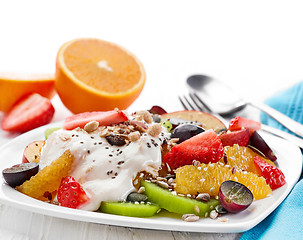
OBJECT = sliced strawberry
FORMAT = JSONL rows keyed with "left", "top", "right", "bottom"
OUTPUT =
{"left": 63, "top": 109, "right": 128, "bottom": 130}
{"left": 163, "top": 129, "right": 224, "bottom": 170}
{"left": 253, "top": 155, "right": 285, "bottom": 190}
{"left": 57, "top": 176, "right": 89, "bottom": 209}
{"left": 219, "top": 129, "right": 250, "bottom": 147}
{"left": 229, "top": 116, "right": 261, "bottom": 136}
{"left": 1, "top": 93, "right": 55, "bottom": 132}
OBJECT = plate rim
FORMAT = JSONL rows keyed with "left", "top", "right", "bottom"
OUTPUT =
{"left": 0, "top": 123, "right": 301, "bottom": 233}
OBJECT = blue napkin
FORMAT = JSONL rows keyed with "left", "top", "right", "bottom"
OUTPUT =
{"left": 240, "top": 82, "right": 303, "bottom": 240}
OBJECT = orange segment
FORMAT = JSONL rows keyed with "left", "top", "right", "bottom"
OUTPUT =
{"left": 175, "top": 163, "right": 272, "bottom": 200}
{"left": 55, "top": 38, "right": 146, "bottom": 113}
{"left": 223, "top": 145, "right": 276, "bottom": 175}
{"left": 0, "top": 73, "right": 56, "bottom": 113}
{"left": 16, "top": 150, "right": 74, "bottom": 200}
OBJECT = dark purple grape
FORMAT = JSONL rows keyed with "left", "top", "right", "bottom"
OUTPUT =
{"left": 249, "top": 131, "right": 277, "bottom": 161}
{"left": 2, "top": 162, "right": 39, "bottom": 188}
{"left": 219, "top": 180, "right": 253, "bottom": 213}
{"left": 171, "top": 124, "right": 205, "bottom": 143}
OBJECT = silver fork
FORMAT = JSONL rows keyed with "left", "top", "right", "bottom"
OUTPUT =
{"left": 178, "top": 92, "right": 228, "bottom": 125}
{"left": 178, "top": 91, "right": 303, "bottom": 149}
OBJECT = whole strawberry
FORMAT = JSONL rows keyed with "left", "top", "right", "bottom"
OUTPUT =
{"left": 57, "top": 176, "right": 89, "bottom": 209}
{"left": 253, "top": 155, "right": 286, "bottom": 190}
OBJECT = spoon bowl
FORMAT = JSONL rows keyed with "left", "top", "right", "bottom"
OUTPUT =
{"left": 186, "top": 74, "right": 303, "bottom": 138}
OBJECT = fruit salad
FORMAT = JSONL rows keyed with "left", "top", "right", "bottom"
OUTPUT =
{"left": 2, "top": 107, "right": 286, "bottom": 221}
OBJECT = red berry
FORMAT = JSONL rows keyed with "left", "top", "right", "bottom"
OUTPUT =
{"left": 1, "top": 93, "right": 55, "bottom": 132}
{"left": 163, "top": 130, "right": 224, "bottom": 170}
{"left": 63, "top": 109, "right": 128, "bottom": 130}
{"left": 229, "top": 116, "right": 261, "bottom": 136}
{"left": 219, "top": 129, "right": 250, "bottom": 147}
{"left": 57, "top": 176, "right": 89, "bottom": 209}
{"left": 253, "top": 155, "right": 286, "bottom": 190}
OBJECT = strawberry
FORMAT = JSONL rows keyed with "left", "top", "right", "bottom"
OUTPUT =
{"left": 163, "top": 129, "right": 224, "bottom": 170}
{"left": 229, "top": 116, "right": 261, "bottom": 136}
{"left": 63, "top": 109, "right": 128, "bottom": 130}
{"left": 219, "top": 129, "right": 250, "bottom": 147}
{"left": 57, "top": 176, "right": 89, "bottom": 209}
{"left": 253, "top": 155, "right": 285, "bottom": 190}
{"left": 1, "top": 93, "right": 55, "bottom": 132}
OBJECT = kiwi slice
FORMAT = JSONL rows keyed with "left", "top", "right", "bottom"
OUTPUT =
{"left": 99, "top": 201, "right": 161, "bottom": 218}
{"left": 141, "top": 180, "right": 219, "bottom": 217}
{"left": 44, "top": 127, "right": 61, "bottom": 139}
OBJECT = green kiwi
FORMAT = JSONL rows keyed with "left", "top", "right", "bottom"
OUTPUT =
{"left": 44, "top": 127, "right": 61, "bottom": 139}
{"left": 141, "top": 180, "right": 219, "bottom": 217}
{"left": 99, "top": 201, "right": 161, "bottom": 218}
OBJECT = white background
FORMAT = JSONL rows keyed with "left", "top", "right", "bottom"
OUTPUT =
{"left": 0, "top": 0, "right": 303, "bottom": 239}
{"left": 1, "top": 0, "right": 303, "bottom": 113}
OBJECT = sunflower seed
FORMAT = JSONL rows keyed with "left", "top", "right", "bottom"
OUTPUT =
{"left": 182, "top": 214, "right": 199, "bottom": 222}
{"left": 196, "top": 193, "right": 210, "bottom": 202}
{"left": 84, "top": 121, "right": 99, "bottom": 133}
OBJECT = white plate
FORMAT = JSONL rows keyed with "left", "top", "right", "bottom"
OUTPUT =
{"left": 0, "top": 123, "right": 301, "bottom": 233}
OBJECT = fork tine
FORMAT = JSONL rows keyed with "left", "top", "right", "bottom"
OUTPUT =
{"left": 179, "top": 94, "right": 198, "bottom": 111}
{"left": 179, "top": 92, "right": 228, "bottom": 125}
{"left": 178, "top": 95, "right": 190, "bottom": 110}
{"left": 188, "top": 92, "right": 210, "bottom": 113}
{"left": 179, "top": 94, "right": 209, "bottom": 113}
{"left": 189, "top": 91, "right": 228, "bottom": 124}
{"left": 190, "top": 92, "right": 213, "bottom": 113}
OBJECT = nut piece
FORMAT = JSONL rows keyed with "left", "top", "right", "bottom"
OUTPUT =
{"left": 209, "top": 210, "right": 219, "bottom": 219}
{"left": 137, "top": 186, "right": 145, "bottom": 194}
{"left": 182, "top": 214, "right": 200, "bottom": 222}
{"left": 147, "top": 123, "right": 162, "bottom": 137}
{"left": 196, "top": 193, "right": 210, "bottom": 202}
{"left": 59, "top": 132, "right": 71, "bottom": 141}
{"left": 135, "top": 110, "right": 153, "bottom": 124}
{"left": 84, "top": 121, "right": 99, "bottom": 133}
{"left": 128, "top": 131, "right": 141, "bottom": 142}
{"left": 156, "top": 180, "right": 169, "bottom": 189}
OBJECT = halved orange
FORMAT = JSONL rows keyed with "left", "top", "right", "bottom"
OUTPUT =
{"left": 0, "top": 73, "right": 56, "bottom": 113}
{"left": 55, "top": 38, "right": 146, "bottom": 114}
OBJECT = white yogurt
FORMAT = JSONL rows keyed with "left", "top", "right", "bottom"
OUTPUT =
{"left": 40, "top": 127, "right": 168, "bottom": 211}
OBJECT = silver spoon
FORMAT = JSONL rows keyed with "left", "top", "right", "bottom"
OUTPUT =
{"left": 187, "top": 74, "right": 303, "bottom": 138}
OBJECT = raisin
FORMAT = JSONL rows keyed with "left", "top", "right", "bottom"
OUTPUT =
{"left": 106, "top": 134, "right": 126, "bottom": 146}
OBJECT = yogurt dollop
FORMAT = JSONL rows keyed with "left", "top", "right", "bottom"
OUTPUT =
{"left": 40, "top": 125, "right": 168, "bottom": 211}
